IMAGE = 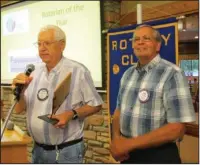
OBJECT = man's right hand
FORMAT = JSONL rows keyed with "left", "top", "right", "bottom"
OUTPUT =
{"left": 12, "top": 73, "right": 33, "bottom": 93}
{"left": 12, "top": 73, "right": 32, "bottom": 113}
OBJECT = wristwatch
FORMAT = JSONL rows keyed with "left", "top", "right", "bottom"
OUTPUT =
{"left": 72, "top": 110, "right": 78, "bottom": 120}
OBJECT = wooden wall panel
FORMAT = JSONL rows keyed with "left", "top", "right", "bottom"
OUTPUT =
{"left": 121, "top": 1, "right": 173, "bottom": 15}
{"left": 120, "top": 1, "right": 199, "bottom": 26}
{"left": 180, "top": 135, "right": 199, "bottom": 163}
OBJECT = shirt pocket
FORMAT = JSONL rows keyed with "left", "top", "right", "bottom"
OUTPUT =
{"left": 140, "top": 88, "right": 161, "bottom": 106}
{"left": 140, "top": 88, "right": 166, "bottom": 129}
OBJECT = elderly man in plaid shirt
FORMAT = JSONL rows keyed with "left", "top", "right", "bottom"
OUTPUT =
{"left": 110, "top": 25, "right": 196, "bottom": 164}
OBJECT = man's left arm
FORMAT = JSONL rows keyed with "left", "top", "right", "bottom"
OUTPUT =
{"left": 50, "top": 105, "right": 101, "bottom": 128}
{"left": 73, "top": 104, "right": 102, "bottom": 119}
{"left": 76, "top": 69, "right": 103, "bottom": 118}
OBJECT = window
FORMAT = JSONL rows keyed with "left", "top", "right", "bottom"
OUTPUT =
{"left": 180, "top": 60, "right": 199, "bottom": 76}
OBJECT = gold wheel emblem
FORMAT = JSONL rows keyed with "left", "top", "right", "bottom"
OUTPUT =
{"left": 113, "top": 64, "right": 120, "bottom": 74}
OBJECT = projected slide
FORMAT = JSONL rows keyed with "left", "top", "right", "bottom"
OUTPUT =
{"left": 8, "top": 48, "right": 41, "bottom": 72}
{"left": 1, "top": 1, "right": 102, "bottom": 87}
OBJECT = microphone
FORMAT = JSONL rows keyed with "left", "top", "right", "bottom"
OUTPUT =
{"left": 14, "top": 64, "right": 35, "bottom": 100}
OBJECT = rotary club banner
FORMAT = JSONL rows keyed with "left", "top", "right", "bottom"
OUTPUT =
{"left": 107, "top": 18, "right": 179, "bottom": 116}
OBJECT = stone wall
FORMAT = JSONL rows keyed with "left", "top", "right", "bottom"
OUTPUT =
{"left": 83, "top": 1, "right": 120, "bottom": 163}
{"left": 1, "top": 0, "right": 121, "bottom": 163}
{"left": 1, "top": 87, "right": 33, "bottom": 161}
{"left": 83, "top": 93, "right": 111, "bottom": 163}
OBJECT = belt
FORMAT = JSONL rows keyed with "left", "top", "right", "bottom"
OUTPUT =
{"left": 35, "top": 138, "right": 83, "bottom": 150}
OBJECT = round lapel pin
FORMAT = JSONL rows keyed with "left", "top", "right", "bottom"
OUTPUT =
{"left": 37, "top": 88, "right": 49, "bottom": 101}
{"left": 138, "top": 89, "right": 150, "bottom": 103}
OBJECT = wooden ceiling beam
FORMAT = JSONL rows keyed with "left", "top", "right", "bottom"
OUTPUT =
{"left": 120, "top": 1, "right": 199, "bottom": 26}
{"left": 1, "top": 0, "right": 21, "bottom": 7}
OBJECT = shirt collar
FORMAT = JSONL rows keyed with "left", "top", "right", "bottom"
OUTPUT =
{"left": 136, "top": 54, "right": 161, "bottom": 73}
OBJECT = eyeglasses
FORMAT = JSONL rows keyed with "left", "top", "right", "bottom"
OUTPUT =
{"left": 132, "top": 36, "right": 152, "bottom": 43}
{"left": 33, "top": 40, "right": 64, "bottom": 48}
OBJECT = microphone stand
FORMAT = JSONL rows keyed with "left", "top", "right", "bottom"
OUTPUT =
{"left": 1, "top": 92, "right": 21, "bottom": 140}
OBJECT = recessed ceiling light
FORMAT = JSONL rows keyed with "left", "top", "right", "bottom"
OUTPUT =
{"left": 194, "top": 36, "right": 198, "bottom": 39}
{"left": 182, "top": 29, "right": 186, "bottom": 31}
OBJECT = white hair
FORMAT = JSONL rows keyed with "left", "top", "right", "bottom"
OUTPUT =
{"left": 134, "top": 24, "right": 162, "bottom": 43}
{"left": 39, "top": 25, "right": 66, "bottom": 42}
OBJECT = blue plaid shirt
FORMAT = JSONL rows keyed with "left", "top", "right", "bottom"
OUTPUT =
{"left": 116, "top": 55, "right": 196, "bottom": 137}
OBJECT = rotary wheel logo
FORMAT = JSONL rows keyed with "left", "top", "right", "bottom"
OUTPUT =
{"left": 113, "top": 64, "right": 120, "bottom": 75}
{"left": 6, "top": 18, "right": 16, "bottom": 32}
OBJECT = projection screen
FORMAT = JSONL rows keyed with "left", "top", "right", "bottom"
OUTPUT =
{"left": 1, "top": 1, "right": 104, "bottom": 89}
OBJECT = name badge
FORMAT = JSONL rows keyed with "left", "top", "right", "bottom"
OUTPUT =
{"left": 138, "top": 89, "right": 150, "bottom": 103}
{"left": 37, "top": 88, "right": 48, "bottom": 101}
